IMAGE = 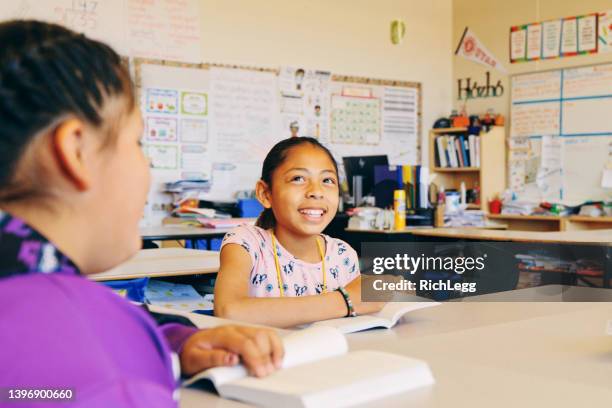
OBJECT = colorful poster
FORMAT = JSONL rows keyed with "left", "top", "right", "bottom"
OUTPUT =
{"left": 599, "top": 11, "right": 612, "bottom": 54}
{"left": 542, "top": 20, "right": 562, "bottom": 58}
{"left": 561, "top": 17, "right": 578, "bottom": 55}
{"left": 145, "top": 88, "right": 178, "bottom": 114}
{"left": 330, "top": 95, "right": 381, "bottom": 145}
{"left": 577, "top": 14, "right": 598, "bottom": 53}
{"left": 180, "top": 118, "right": 208, "bottom": 143}
{"left": 526, "top": 23, "right": 542, "bottom": 60}
{"left": 147, "top": 145, "right": 178, "bottom": 169}
{"left": 510, "top": 27, "right": 527, "bottom": 62}
{"left": 180, "top": 91, "right": 208, "bottom": 116}
{"left": 145, "top": 117, "right": 177, "bottom": 142}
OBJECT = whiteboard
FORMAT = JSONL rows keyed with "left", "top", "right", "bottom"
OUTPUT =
{"left": 0, "top": 0, "right": 127, "bottom": 54}
{"left": 510, "top": 63, "right": 612, "bottom": 205}
{"left": 0, "top": 0, "right": 203, "bottom": 62}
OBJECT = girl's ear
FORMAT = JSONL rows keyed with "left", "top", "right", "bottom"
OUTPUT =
{"left": 255, "top": 180, "right": 272, "bottom": 209}
{"left": 51, "top": 118, "right": 93, "bottom": 191}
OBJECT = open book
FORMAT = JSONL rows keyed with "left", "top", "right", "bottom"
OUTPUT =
{"left": 184, "top": 326, "right": 434, "bottom": 407}
{"left": 313, "top": 302, "right": 440, "bottom": 334}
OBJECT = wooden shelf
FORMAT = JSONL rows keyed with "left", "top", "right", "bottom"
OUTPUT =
{"left": 433, "top": 167, "right": 480, "bottom": 172}
{"left": 431, "top": 127, "right": 467, "bottom": 134}
{"left": 486, "top": 214, "right": 612, "bottom": 232}
{"left": 466, "top": 204, "right": 481, "bottom": 209}
{"left": 568, "top": 216, "right": 612, "bottom": 223}
{"left": 429, "top": 126, "right": 506, "bottom": 216}
{"left": 488, "top": 214, "right": 562, "bottom": 221}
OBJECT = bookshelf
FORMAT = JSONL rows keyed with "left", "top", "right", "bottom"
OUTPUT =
{"left": 429, "top": 126, "right": 506, "bottom": 213}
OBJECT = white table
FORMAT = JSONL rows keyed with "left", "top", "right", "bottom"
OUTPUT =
{"left": 178, "top": 285, "right": 612, "bottom": 407}
{"left": 90, "top": 248, "right": 219, "bottom": 281}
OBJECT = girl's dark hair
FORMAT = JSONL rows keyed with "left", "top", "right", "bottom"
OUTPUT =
{"left": 0, "top": 20, "right": 134, "bottom": 203}
{"left": 256, "top": 137, "right": 338, "bottom": 229}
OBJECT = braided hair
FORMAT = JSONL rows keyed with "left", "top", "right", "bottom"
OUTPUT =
{"left": 0, "top": 20, "right": 134, "bottom": 203}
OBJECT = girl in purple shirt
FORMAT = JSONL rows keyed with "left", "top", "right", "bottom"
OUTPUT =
{"left": 0, "top": 20, "right": 282, "bottom": 407}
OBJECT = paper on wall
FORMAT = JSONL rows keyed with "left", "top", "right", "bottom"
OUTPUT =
{"left": 509, "top": 160, "right": 526, "bottom": 191}
{"left": 127, "top": 0, "right": 202, "bottom": 62}
{"left": 510, "top": 27, "right": 527, "bottom": 61}
{"left": 146, "top": 88, "right": 179, "bottom": 114}
{"left": 561, "top": 18, "right": 578, "bottom": 54}
{"left": 536, "top": 135, "right": 563, "bottom": 201}
{"left": 526, "top": 23, "right": 542, "bottom": 60}
{"left": 542, "top": 20, "right": 562, "bottom": 58}
{"left": 180, "top": 91, "right": 208, "bottom": 116}
{"left": 331, "top": 94, "right": 381, "bottom": 145}
{"left": 147, "top": 145, "right": 179, "bottom": 169}
{"left": 180, "top": 118, "right": 208, "bottom": 143}
{"left": 146, "top": 117, "right": 178, "bottom": 142}
{"left": 209, "top": 67, "right": 280, "bottom": 165}
{"left": 278, "top": 67, "right": 331, "bottom": 141}
{"left": 602, "top": 168, "right": 612, "bottom": 189}
{"left": 181, "top": 144, "right": 208, "bottom": 176}
{"left": 382, "top": 87, "right": 418, "bottom": 164}
{"left": 508, "top": 137, "right": 529, "bottom": 150}
{"left": 577, "top": 14, "right": 597, "bottom": 53}
{"left": 206, "top": 67, "right": 281, "bottom": 198}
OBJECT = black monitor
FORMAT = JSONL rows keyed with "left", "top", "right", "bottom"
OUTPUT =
{"left": 342, "top": 155, "right": 389, "bottom": 198}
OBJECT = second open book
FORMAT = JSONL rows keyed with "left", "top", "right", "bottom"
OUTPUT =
{"left": 313, "top": 301, "right": 440, "bottom": 334}
{"left": 184, "top": 326, "right": 434, "bottom": 407}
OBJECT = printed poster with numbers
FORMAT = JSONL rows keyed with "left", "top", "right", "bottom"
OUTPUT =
{"left": 330, "top": 95, "right": 381, "bottom": 145}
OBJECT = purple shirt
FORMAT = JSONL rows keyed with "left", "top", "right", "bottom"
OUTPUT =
{"left": 0, "top": 212, "right": 196, "bottom": 407}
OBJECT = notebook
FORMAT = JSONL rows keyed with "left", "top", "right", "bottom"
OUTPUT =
{"left": 312, "top": 302, "right": 439, "bottom": 334}
{"left": 184, "top": 326, "right": 434, "bottom": 407}
{"left": 197, "top": 218, "right": 255, "bottom": 228}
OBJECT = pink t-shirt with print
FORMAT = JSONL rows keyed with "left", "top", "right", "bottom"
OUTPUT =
{"left": 221, "top": 224, "right": 360, "bottom": 297}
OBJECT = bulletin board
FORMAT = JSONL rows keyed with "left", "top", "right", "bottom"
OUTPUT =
{"left": 133, "top": 59, "right": 421, "bottom": 225}
{"left": 509, "top": 62, "right": 612, "bottom": 205}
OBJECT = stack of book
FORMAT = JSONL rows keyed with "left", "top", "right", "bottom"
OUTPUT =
{"left": 500, "top": 201, "right": 538, "bottom": 215}
{"left": 445, "top": 209, "right": 486, "bottom": 227}
{"left": 434, "top": 134, "right": 480, "bottom": 168}
{"left": 165, "top": 179, "right": 213, "bottom": 218}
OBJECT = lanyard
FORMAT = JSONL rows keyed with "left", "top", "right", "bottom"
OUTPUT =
{"left": 270, "top": 232, "right": 326, "bottom": 297}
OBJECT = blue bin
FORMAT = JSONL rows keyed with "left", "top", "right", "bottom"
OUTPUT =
{"left": 102, "top": 277, "right": 149, "bottom": 302}
{"left": 238, "top": 199, "right": 264, "bottom": 217}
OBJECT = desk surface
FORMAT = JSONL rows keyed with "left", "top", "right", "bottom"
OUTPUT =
{"left": 179, "top": 285, "right": 612, "bottom": 407}
{"left": 411, "top": 227, "right": 612, "bottom": 244}
{"left": 140, "top": 225, "right": 232, "bottom": 240}
{"left": 344, "top": 225, "right": 508, "bottom": 234}
{"left": 90, "top": 248, "right": 219, "bottom": 281}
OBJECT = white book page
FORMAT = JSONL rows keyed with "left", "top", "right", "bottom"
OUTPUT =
{"left": 313, "top": 302, "right": 439, "bottom": 334}
{"left": 373, "top": 302, "right": 439, "bottom": 326}
{"left": 218, "top": 350, "right": 434, "bottom": 408}
{"left": 184, "top": 326, "right": 347, "bottom": 387}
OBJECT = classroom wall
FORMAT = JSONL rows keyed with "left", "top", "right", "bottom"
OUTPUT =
{"left": 198, "top": 0, "right": 453, "bottom": 165}
{"left": 453, "top": 0, "right": 612, "bottom": 116}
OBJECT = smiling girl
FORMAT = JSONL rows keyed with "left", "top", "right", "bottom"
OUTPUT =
{"left": 214, "top": 137, "right": 384, "bottom": 327}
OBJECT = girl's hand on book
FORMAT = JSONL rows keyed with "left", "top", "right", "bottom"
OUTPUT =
{"left": 180, "top": 325, "right": 284, "bottom": 377}
{"left": 345, "top": 276, "right": 386, "bottom": 315}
